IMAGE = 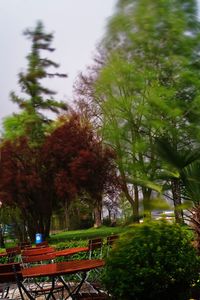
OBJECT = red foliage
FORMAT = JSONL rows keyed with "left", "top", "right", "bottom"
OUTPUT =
{"left": 54, "top": 170, "right": 77, "bottom": 199}
{"left": 0, "top": 113, "right": 118, "bottom": 233}
{"left": 0, "top": 137, "right": 53, "bottom": 239}
{"left": 0, "top": 138, "right": 42, "bottom": 209}
{"left": 42, "top": 114, "right": 118, "bottom": 205}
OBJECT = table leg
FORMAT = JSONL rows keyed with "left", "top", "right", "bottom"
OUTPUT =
{"left": 46, "top": 277, "right": 58, "bottom": 300}
{"left": 58, "top": 272, "right": 87, "bottom": 300}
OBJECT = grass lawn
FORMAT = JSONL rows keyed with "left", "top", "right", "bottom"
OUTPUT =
{"left": 0, "top": 225, "right": 129, "bottom": 251}
{"left": 49, "top": 225, "right": 129, "bottom": 244}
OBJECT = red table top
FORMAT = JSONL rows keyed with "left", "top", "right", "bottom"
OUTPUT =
{"left": 0, "top": 252, "right": 7, "bottom": 257}
{"left": 22, "top": 247, "right": 55, "bottom": 256}
{"left": 22, "top": 259, "right": 105, "bottom": 278}
{"left": 55, "top": 247, "right": 89, "bottom": 257}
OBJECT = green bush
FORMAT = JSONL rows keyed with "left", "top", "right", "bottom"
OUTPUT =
{"left": 103, "top": 221, "right": 200, "bottom": 300}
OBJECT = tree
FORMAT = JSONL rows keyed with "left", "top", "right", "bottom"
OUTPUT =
{"left": 42, "top": 114, "right": 118, "bottom": 227}
{"left": 0, "top": 21, "right": 68, "bottom": 241}
{"left": 75, "top": 0, "right": 200, "bottom": 223}
{"left": 3, "top": 21, "right": 67, "bottom": 145}
{"left": 0, "top": 135, "right": 64, "bottom": 241}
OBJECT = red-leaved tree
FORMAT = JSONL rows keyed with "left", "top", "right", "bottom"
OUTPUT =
{"left": 0, "top": 114, "right": 118, "bottom": 241}
{"left": 42, "top": 114, "right": 118, "bottom": 227}
{"left": 0, "top": 137, "right": 54, "bottom": 241}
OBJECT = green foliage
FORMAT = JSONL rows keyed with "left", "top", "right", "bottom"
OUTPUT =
{"left": 102, "top": 217, "right": 112, "bottom": 227}
{"left": 2, "top": 112, "right": 48, "bottom": 145}
{"left": 54, "top": 240, "right": 89, "bottom": 263}
{"left": 55, "top": 240, "right": 87, "bottom": 250}
{"left": 103, "top": 221, "right": 200, "bottom": 300}
{"left": 3, "top": 21, "right": 67, "bottom": 145}
{"left": 182, "top": 162, "right": 200, "bottom": 205}
{"left": 156, "top": 138, "right": 200, "bottom": 205}
{"left": 89, "top": 0, "right": 200, "bottom": 221}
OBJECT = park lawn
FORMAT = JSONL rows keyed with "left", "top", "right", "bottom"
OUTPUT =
{"left": 0, "top": 225, "right": 129, "bottom": 251}
{"left": 49, "top": 225, "right": 129, "bottom": 244}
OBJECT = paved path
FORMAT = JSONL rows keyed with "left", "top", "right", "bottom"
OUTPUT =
{"left": 8, "top": 281, "right": 100, "bottom": 299}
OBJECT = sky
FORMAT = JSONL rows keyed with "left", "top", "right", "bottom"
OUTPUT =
{"left": 0, "top": 0, "right": 117, "bottom": 127}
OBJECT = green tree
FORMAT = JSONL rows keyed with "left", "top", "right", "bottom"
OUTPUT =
{"left": 3, "top": 21, "right": 67, "bottom": 145}
{"left": 76, "top": 0, "right": 200, "bottom": 223}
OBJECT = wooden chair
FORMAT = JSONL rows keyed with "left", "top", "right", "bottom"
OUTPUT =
{"left": 22, "top": 246, "right": 54, "bottom": 257}
{"left": 88, "top": 238, "right": 103, "bottom": 259}
{"left": 5, "top": 246, "right": 21, "bottom": 263}
{"left": 0, "top": 262, "right": 29, "bottom": 299}
{"left": 22, "top": 252, "right": 56, "bottom": 266}
{"left": 35, "top": 240, "right": 48, "bottom": 248}
{"left": 106, "top": 235, "right": 119, "bottom": 246}
{"left": 106, "top": 235, "right": 119, "bottom": 256}
{"left": 21, "top": 247, "right": 55, "bottom": 270}
{"left": 81, "top": 238, "right": 104, "bottom": 287}
{"left": 21, "top": 253, "right": 64, "bottom": 299}
{"left": 0, "top": 262, "right": 64, "bottom": 300}
{"left": 18, "top": 242, "right": 32, "bottom": 250}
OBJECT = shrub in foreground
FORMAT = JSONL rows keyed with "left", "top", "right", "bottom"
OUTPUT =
{"left": 103, "top": 221, "right": 200, "bottom": 300}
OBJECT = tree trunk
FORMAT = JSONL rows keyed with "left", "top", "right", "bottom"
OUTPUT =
{"left": 94, "top": 207, "right": 102, "bottom": 227}
{"left": 93, "top": 195, "right": 102, "bottom": 227}
{"left": 0, "top": 225, "right": 5, "bottom": 248}
{"left": 142, "top": 187, "right": 152, "bottom": 219}
{"left": 171, "top": 178, "right": 183, "bottom": 223}
{"left": 63, "top": 200, "right": 70, "bottom": 230}
{"left": 122, "top": 180, "right": 140, "bottom": 222}
{"left": 107, "top": 209, "right": 111, "bottom": 222}
{"left": 44, "top": 216, "right": 51, "bottom": 239}
{"left": 27, "top": 218, "right": 36, "bottom": 243}
{"left": 132, "top": 184, "right": 140, "bottom": 222}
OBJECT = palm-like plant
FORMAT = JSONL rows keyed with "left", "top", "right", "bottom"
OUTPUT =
{"left": 156, "top": 138, "right": 200, "bottom": 222}
{"left": 182, "top": 162, "right": 200, "bottom": 252}
{"left": 185, "top": 205, "right": 200, "bottom": 252}
{"left": 156, "top": 138, "right": 200, "bottom": 250}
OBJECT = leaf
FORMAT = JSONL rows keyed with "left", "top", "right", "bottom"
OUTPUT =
{"left": 127, "top": 177, "right": 162, "bottom": 193}
{"left": 143, "top": 197, "right": 171, "bottom": 211}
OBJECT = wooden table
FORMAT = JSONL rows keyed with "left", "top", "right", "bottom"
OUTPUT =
{"left": 55, "top": 247, "right": 89, "bottom": 258}
{"left": 22, "top": 259, "right": 105, "bottom": 299}
{"left": 22, "top": 247, "right": 90, "bottom": 264}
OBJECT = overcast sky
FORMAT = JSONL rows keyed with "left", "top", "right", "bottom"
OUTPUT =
{"left": 0, "top": 0, "right": 117, "bottom": 127}
{"left": 1, "top": 1, "right": 200, "bottom": 130}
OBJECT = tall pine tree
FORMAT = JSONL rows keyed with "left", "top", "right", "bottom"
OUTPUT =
{"left": 3, "top": 21, "right": 67, "bottom": 145}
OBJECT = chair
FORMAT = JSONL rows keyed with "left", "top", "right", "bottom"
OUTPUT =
{"left": 35, "top": 240, "right": 49, "bottom": 248}
{"left": 22, "top": 246, "right": 54, "bottom": 257}
{"left": 0, "top": 262, "right": 30, "bottom": 300}
{"left": 18, "top": 242, "right": 32, "bottom": 250}
{"left": 22, "top": 252, "right": 56, "bottom": 266}
{"left": 21, "top": 247, "right": 55, "bottom": 270}
{"left": 88, "top": 238, "right": 103, "bottom": 259}
{"left": 5, "top": 246, "right": 21, "bottom": 263}
{"left": 21, "top": 252, "right": 64, "bottom": 299}
{"left": 21, "top": 249, "right": 63, "bottom": 298}
{"left": 106, "top": 235, "right": 119, "bottom": 246}
{"left": 81, "top": 238, "right": 103, "bottom": 288}
{"left": 68, "top": 239, "right": 103, "bottom": 286}
{"left": 106, "top": 235, "right": 119, "bottom": 256}
{"left": 0, "top": 262, "right": 64, "bottom": 300}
